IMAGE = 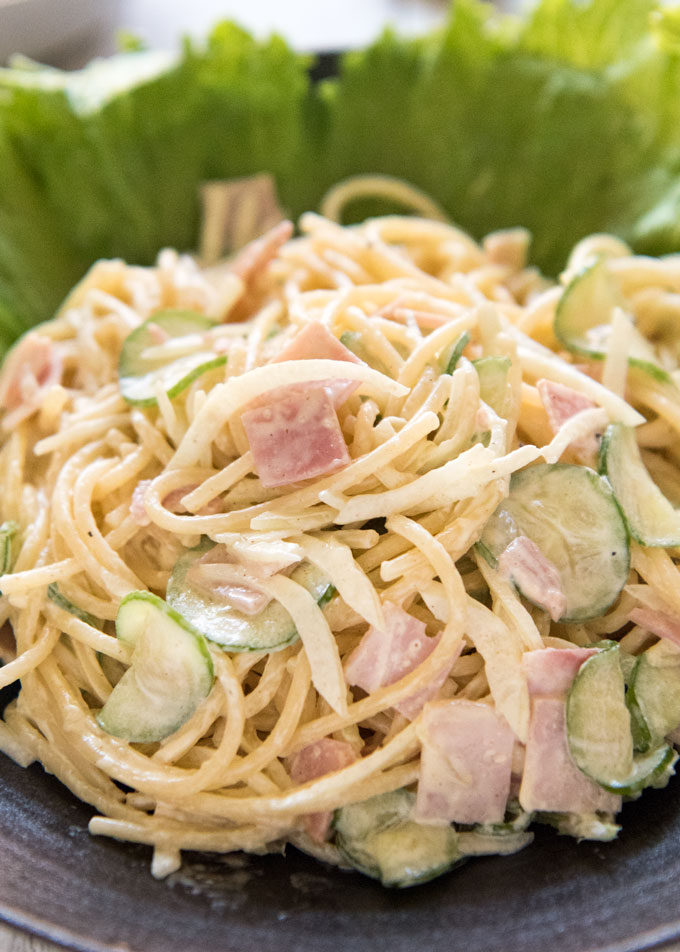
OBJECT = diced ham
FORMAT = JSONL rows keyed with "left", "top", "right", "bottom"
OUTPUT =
{"left": 0, "top": 332, "right": 62, "bottom": 426}
{"left": 629, "top": 607, "right": 680, "bottom": 649}
{"left": 186, "top": 542, "right": 301, "bottom": 616}
{"left": 537, "top": 379, "right": 596, "bottom": 431}
{"left": 519, "top": 646, "right": 619, "bottom": 815}
{"left": 230, "top": 219, "right": 293, "bottom": 285}
{"left": 146, "top": 322, "right": 170, "bottom": 345}
{"left": 269, "top": 322, "right": 361, "bottom": 407}
{"left": 522, "top": 647, "right": 598, "bottom": 699}
{"left": 536, "top": 379, "right": 600, "bottom": 458}
{"left": 188, "top": 562, "right": 270, "bottom": 615}
{"left": 415, "top": 700, "right": 515, "bottom": 825}
{"left": 289, "top": 738, "right": 356, "bottom": 842}
{"left": 161, "top": 485, "right": 223, "bottom": 517}
{"left": 130, "top": 479, "right": 153, "bottom": 526}
{"left": 241, "top": 384, "right": 350, "bottom": 488}
{"left": 498, "top": 535, "right": 567, "bottom": 622}
{"left": 519, "top": 697, "right": 621, "bottom": 814}
{"left": 247, "top": 379, "right": 357, "bottom": 412}
{"left": 273, "top": 322, "right": 364, "bottom": 366}
{"left": 344, "top": 602, "right": 450, "bottom": 719}
{"left": 130, "top": 481, "right": 223, "bottom": 527}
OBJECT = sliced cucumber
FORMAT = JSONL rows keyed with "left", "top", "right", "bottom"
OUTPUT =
{"left": 97, "top": 591, "right": 214, "bottom": 743}
{"left": 480, "top": 463, "right": 629, "bottom": 622}
{"left": 599, "top": 744, "right": 677, "bottom": 796}
{"left": 47, "top": 583, "right": 103, "bottom": 629}
{"left": 338, "top": 331, "right": 387, "bottom": 374}
{"left": 473, "top": 356, "right": 512, "bottom": 417}
{"left": 459, "top": 801, "right": 533, "bottom": 856}
{"left": 566, "top": 644, "right": 634, "bottom": 786}
{"left": 555, "top": 257, "right": 670, "bottom": 383}
{"left": 599, "top": 422, "right": 680, "bottom": 547}
{"left": 456, "top": 830, "right": 533, "bottom": 856}
{"left": 566, "top": 644, "right": 676, "bottom": 796}
{"left": 472, "top": 799, "right": 533, "bottom": 837}
{"left": 118, "top": 310, "right": 227, "bottom": 407}
{"left": 537, "top": 812, "right": 620, "bottom": 841}
{"left": 333, "top": 789, "right": 462, "bottom": 888}
{"left": 627, "top": 644, "right": 680, "bottom": 750}
{"left": 0, "top": 520, "right": 17, "bottom": 577}
{"left": 166, "top": 542, "right": 333, "bottom": 652}
{"left": 444, "top": 330, "right": 471, "bottom": 374}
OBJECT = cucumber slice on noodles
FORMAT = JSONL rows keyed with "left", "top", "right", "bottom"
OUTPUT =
{"left": 627, "top": 642, "right": 680, "bottom": 750}
{"left": 566, "top": 644, "right": 634, "bottom": 786}
{"left": 118, "top": 309, "right": 227, "bottom": 406}
{"left": 166, "top": 541, "right": 333, "bottom": 652}
{"left": 333, "top": 789, "right": 462, "bottom": 888}
{"left": 555, "top": 257, "right": 670, "bottom": 383}
{"left": 0, "top": 520, "right": 17, "bottom": 576}
{"left": 444, "top": 330, "right": 470, "bottom": 374}
{"left": 97, "top": 591, "right": 214, "bottom": 742}
{"left": 480, "top": 463, "right": 629, "bottom": 622}
{"left": 599, "top": 422, "right": 680, "bottom": 547}
{"left": 567, "top": 644, "right": 676, "bottom": 795}
{"left": 473, "top": 356, "right": 512, "bottom": 417}
{"left": 47, "top": 582, "right": 103, "bottom": 629}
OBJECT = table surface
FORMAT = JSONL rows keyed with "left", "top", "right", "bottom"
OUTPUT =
{"left": 0, "top": 2, "right": 677, "bottom": 951}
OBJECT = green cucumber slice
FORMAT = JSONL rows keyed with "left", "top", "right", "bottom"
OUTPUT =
{"left": 444, "top": 330, "right": 471, "bottom": 374}
{"left": 555, "top": 257, "right": 670, "bottom": 383}
{"left": 118, "top": 310, "right": 227, "bottom": 406}
{"left": 627, "top": 644, "right": 680, "bottom": 750}
{"left": 472, "top": 799, "right": 533, "bottom": 837}
{"left": 599, "top": 744, "right": 677, "bottom": 796}
{"left": 47, "top": 583, "right": 103, "bottom": 629}
{"left": 567, "top": 644, "right": 677, "bottom": 795}
{"left": 537, "top": 812, "right": 620, "bottom": 841}
{"left": 456, "top": 830, "right": 533, "bottom": 856}
{"left": 480, "top": 463, "right": 629, "bottom": 622}
{"left": 473, "top": 356, "right": 512, "bottom": 418}
{"left": 0, "top": 521, "right": 17, "bottom": 577}
{"left": 333, "top": 789, "right": 462, "bottom": 888}
{"left": 166, "top": 543, "right": 333, "bottom": 652}
{"left": 97, "top": 591, "right": 214, "bottom": 742}
{"left": 339, "top": 331, "right": 387, "bottom": 374}
{"left": 566, "top": 645, "right": 634, "bottom": 786}
{"left": 599, "top": 422, "right": 680, "bottom": 547}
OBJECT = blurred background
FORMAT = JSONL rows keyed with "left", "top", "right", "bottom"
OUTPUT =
{"left": 0, "top": 0, "right": 480, "bottom": 68}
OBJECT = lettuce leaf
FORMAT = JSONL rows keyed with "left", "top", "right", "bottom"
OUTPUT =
{"left": 315, "top": 0, "right": 680, "bottom": 271}
{"left": 2, "top": 0, "right": 680, "bottom": 354}
{"left": 0, "top": 26, "right": 310, "bottom": 343}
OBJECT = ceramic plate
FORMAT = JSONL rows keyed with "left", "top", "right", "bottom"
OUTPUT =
{"left": 1, "top": 683, "right": 679, "bottom": 952}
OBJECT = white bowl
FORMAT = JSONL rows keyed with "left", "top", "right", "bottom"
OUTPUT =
{"left": 0, "top": 0, "right": 119, "bottom": 66}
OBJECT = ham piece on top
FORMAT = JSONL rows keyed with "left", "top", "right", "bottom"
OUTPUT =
{"left": 344, "top": 602, "right": 451, "bottom": 720}
{"left": 629, "top": 606, "right": 680, "bottom": 649}
{"left": 242, "top": 385, "right": 351, "bottom": 488}
{"left": 497, "top": 535, "right": 567, "bottom": 622}
{"left": 415, "top": 699, "right": 515, "bottom": 825}
{"left": 242, "top": 322, "right": 362, "bottom": 488}
{"left": 0, "top": 332, "right": 62, "bottom": 428}
{"left": 536, "top": 378, "right": 600, "bottom": 459}
{"left": 519, "top": 647, "right": 621, "bottom": 814}
{"left": 289, "top": 737, "right": 357, "bottom": 842}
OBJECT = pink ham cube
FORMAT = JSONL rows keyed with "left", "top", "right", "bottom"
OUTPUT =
{"left": 242, "top": 384, "right": 351, "bottom": 488}
{"left": 415, "top": 700, "right": 515, "bottom": 825}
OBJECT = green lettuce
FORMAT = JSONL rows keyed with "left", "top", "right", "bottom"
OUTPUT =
{"left": 2, "top": 0, "right": 680, "bottom": 353}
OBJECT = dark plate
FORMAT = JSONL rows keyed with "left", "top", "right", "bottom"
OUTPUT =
{"left": 1, "top": 722, "right": 680, "bottom": 952}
